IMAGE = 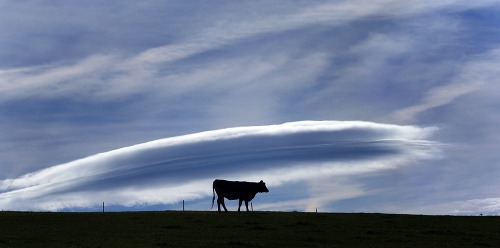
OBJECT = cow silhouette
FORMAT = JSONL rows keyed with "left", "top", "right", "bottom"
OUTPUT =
{"left": 211, "top": 179, "right": 269, "bottom": 213}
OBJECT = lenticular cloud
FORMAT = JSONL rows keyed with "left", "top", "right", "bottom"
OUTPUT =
{"left": 0, "top": 121, "right": 439, "bottom": 211}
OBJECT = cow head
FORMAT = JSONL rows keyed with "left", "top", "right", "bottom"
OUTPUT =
{"left": 258, "top": 180, "right": 269, "bottom": 193}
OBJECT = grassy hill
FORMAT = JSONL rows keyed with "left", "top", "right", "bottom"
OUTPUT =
{"left": 0, "top": 211, "right": 498, "bottom": 247}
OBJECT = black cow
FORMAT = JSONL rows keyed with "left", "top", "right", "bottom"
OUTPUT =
{"left": 211, "top": 179, "right": 269, "bottom": 213}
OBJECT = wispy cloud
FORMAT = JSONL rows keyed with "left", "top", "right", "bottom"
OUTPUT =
{"left": 1, "top": 1, "right": 497, "bottom": 101}
{"left": 387, "top": 48, "right": 500, "bottom": 123}
{"left": 452, "top": 197, "right": 500, "bottom": 215}
{"left": 257, "top": 178, "right": 367, "bottom": 212}
{"left": 0, "top": 121, "right": 439, "bottom": 211}
{"left": 406, "top": 197, "right": 500, "bottom": 215}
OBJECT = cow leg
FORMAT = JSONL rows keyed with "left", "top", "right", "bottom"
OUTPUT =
{"left": 218, "top": 196, "right": 228, "bottom": 212}
{"left": 217, "top": 196, "right": 228, "bottom": 213}
{"left": 238, "top": 199, "right": 243, "bottom": 212}
{"left": 222, "top": 201, "right": 228, "bottom": 212}
{"left": 245, "top": 200, "right": 250, "bottom": 212}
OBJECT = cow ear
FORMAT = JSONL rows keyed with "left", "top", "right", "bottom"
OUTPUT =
{"left": 260, "top": 180, "right": 264, "bottom": 183}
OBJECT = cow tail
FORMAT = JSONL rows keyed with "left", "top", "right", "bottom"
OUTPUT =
{"left": 211, "top": 181, "right": 215, "bottom": 209}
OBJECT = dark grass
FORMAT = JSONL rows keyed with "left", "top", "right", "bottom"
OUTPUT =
{"left": 0, "top": 211, "right": 499, "bottom": 247}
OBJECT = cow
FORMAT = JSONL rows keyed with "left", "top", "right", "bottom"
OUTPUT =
{"left": 211, "top": 179, "right": 269, "bottom": 213}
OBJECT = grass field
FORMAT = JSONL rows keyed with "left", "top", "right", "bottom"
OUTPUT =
{"left": 0, "top": 211, "right": 498, "bottom": 247}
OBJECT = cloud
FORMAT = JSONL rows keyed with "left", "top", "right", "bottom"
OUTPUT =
{"left": 404, "top": 197, "right": 500, "bottom": 215}
{"left": 387, "top": 48, "right": 500, "bottom": 123}
{"left": 1, "top": 1, "right": 498, "bottom": 101}
{"left": 452, "top": 198, "right": 500, "bottom": 215}
{"left": 2, "top": 1, "right": 498, "bottom": 214}
{"left": 257, "top": 178, "right": 367, "bottom": 212}
{"left": 0, "top": 121, "right": 439, "bottom": 211}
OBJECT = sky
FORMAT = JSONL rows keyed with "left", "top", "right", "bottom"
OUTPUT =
{"left": 1, "top": 0, "right": 500, "bottom": 214}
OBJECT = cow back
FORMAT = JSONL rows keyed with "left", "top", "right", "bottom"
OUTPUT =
{"left": 213, "top": 179, "right": 266, "bottom": 201}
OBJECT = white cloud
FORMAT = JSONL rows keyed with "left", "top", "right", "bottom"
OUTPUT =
{"left": 387, "top": 48, "right": 500, "bottom": 123}
{"left": 402, "top": 197, "right": 500, "bottom": 215}
{"left": 0, "top": 121, "right": 439, "bottom": 211}
{"left": 1, "top": 1, "right": 498, "bottom": 102}
{"left": 453, "top": 198, "right": 500, "bottom": 215}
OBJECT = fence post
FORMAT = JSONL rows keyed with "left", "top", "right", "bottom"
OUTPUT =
{"left": 182, "top": 200, "right": 185, "bottom": 211}
{"left": 103, "top": 202, "right": 105, "bottom": 213}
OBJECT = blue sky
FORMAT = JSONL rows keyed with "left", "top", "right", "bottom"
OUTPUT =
{"left": 1, "top": 1, "right": 500, "bottom": 214}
